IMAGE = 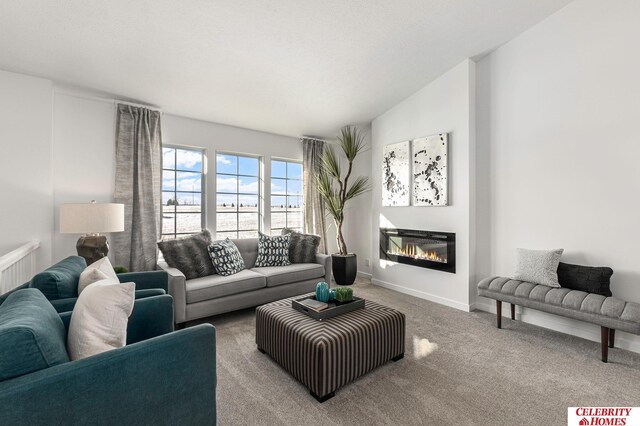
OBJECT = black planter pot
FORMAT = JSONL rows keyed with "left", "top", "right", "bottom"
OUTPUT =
{"left": 332, "top": 254, "right": 357, "bottom": 285}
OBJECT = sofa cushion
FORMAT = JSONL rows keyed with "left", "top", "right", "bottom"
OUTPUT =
{"left": 29, "top": 256, "right": 86, "bottom": 300}
{"left": 0, "top": 289, "right": 70, "bottom": 382}
{"left": 557, "top": 262, "right": 613, "bottom": 297}
{"left": 252, "top": 263, "right": 325, "bottom": 288}
{"left": 231, "top": 238, "right": 259, "bottom": 269}
{"left": 157, "top": 230, "right": 215, "bottom": 280}
{"left": 186, "top": 270, "right": 266, "bottom": 303}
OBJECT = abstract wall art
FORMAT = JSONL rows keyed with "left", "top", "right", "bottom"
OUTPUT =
{"left": 382, "top": 141, "right": 410, "bottom": 206}
{"left": 412, "top": 133, "right": 448, "bottom": 206}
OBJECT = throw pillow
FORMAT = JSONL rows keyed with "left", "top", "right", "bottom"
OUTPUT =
{"left": 0, "top": 289, "right": 69, "bottom": 382}
{"left": 78, "top": 256, "right": 119, "bottom": 294}
{"left": 281, "top": 228, "right": 320, "bottom": 263}
{"left": 255, "top": 233, "right": 291, "bottom": 267}
{"left": 157, "top": 230, "right": 216, "bottom": 279}
{"left": 557, "top": 262, "right": 614, "bottom": 296}
{"left": 207, "top": 239, "right": 245, "bottom": 276}
{"left": 513, "top": 248, "right": 564, "bottom": 287}
{"left": 67, "top": 279, "right": 135, "bottom": 361}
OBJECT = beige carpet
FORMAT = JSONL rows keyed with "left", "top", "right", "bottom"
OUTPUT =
{"left": 187, "top": 277, "right": 640, "bottom": 425}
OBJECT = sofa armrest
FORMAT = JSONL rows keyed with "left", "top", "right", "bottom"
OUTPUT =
{"left": 157, "top": 261, "right": 187, "bottom": 324}
{"left": 316, "top": 253, "right": 332, "bottom": 283}
{"left": 118, "top": 270, "right": 168, "bottom": 293}
{"left": 50, "top": 289, "right": 167, "bottom": 314}
{"left": 0, "top": 325, "right": 217, "bottom": 425}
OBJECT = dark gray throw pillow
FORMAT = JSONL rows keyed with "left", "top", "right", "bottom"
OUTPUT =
{"left": 157, "top": 230, "right": 216, "bottom": 280}
{"left": 557, "top": 262, "right": 613, "bottom": 297}
{"left": 281, "top": 228, "right": 320, "bottom": 263}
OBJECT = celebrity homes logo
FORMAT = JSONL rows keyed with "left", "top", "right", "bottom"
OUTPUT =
{"left": 568, "top": 407, "right": 640, "bottom": 425}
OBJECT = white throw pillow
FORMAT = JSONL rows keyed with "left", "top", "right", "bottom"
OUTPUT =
{"left": 78, "top": 256, "right": 119, "bottom": 294}
{"left": 513, "top": 248, "right": 564, "bottom": 287}
{"left": 67, "top": 279, "right": 135, "bottom": 361}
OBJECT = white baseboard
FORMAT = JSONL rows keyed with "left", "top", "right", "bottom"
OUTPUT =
{"left": 371, "top": 278, "right": 472, "bottom": 312}
{"left": 474, "top": 296, "right": 640, "bottom": 354}
{"left": 357, "top": 270, "right": 372, "bottom": 279}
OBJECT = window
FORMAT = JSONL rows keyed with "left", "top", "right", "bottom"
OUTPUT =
{"left": 161, "top": 146, "right": 206, "bottom": 240}
{"left": 270, "top": 160, "right": 303, "bottom": 235}
{"left": 216, "top": 153, "right": 261, "bottom": 239}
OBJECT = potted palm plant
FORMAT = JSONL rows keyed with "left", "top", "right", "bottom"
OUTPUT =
{"left": 317, "top": 126, "right": 370, "bottom": 285}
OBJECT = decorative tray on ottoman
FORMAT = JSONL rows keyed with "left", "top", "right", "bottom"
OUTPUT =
{"left": 292, "top": 295, "right": 365, "bottom": 320}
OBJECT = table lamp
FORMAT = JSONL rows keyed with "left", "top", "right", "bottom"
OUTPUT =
{"left": 60, "top": 200, "right": 125, "bottom": 265}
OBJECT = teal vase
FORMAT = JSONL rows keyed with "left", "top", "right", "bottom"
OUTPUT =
{"left": 316, "top": 282, "right": 330, "bottom": 303}
{"left": 328, "top": 289, "right": 336, "bottom": 302}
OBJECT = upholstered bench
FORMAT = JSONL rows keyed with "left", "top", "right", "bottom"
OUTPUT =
{"left": 478, "top": 277, "right": 640, "bottom": 362}
{"left": 256, "top": 294, "right": 405, "bottom": 402}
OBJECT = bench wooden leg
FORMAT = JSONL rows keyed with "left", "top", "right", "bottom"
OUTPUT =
{"left": 609, "top": 329, "right": 615, "bottom": 348}
{"left": 511, "top": 303, "right": 516, "bottom": 320}
{"left": 496, "top": 300, "right": 502, "bottom": 329}
{"left": 601, "top": 326, "right": 609, "bottom": 363}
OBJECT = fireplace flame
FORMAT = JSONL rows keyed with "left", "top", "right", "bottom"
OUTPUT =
{"left": 388, "top": 243, "right": 447, "bottom": 263}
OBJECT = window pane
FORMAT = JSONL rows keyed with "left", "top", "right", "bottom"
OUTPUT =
{"left": 287, "top": 162, "right": 302, "bottom": 180}
{"left": 287, "top": 212, "right": 303, "bottom": 230}
{"left": 271, "top": 212, "right": 286, "bottom": 229}
{"left": 271, "top": 160, "right": 286, "bottom": 178}
{"left": 162, "top": 192, "right": 176, "bottom": 212}
{"left": 287, "top": 179, "right": 302, "bottom": 196}
{"left": 287, "top": 196, "right": 302, "bottom": 210}
{"left": 176, "top": 149, "right": 203, "bottom": 172}
{"left": 239, "top": 156, "right": 259, "bottom": 177}
{"left": 162, "top": 213, "right": 175, "bottom": 234}
{"left": 177, "top": 171, "right": 201, "bottom": 192}
{"left": 217, "top": 213, "right": 238, "bottom": 231}
{"left": 238, "top": 230, "right": 259, "bottom": 239}
{"left": 271, "top": 195, "right": 286, "bottom": 210}
{"left": 217, "top": 194, "right": 237, "bottom": 211}
{"left": 216, "top": 154, "right": 237, "bottom": 174}
{"left": 217, "top": 174, "right": 237, "bottom": 193}
{"left": 175, "top": 192, "right": 201, "bottom": 211}
{"left": 162, "top": 170, "right": 175, "bottom": 191}
{"left": 271, "top": 178, "right": 287, "bottom": 195}
{"left": 163, "top": 148, "right": 175, "bottom": 169}
{"left": 270, "top": 228, "right": 284, "bottom": 236}
{"left": 176, "top": 214, "right": 201, "bottom": 233}
{"left": 238, "top": 213, "right": 258, "bottom": 231}
{"left": 239, "top": 195, "right": 258, "bottom": 212}
{"left": 238, "top": 176, "right": 259, "bottom": 194}
{"left": 216, "top": 231, "right": 238, "bottom": 240}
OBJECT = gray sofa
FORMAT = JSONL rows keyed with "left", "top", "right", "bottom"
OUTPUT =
{"left": 478, "top": 276, "right": 640, "bottom": 362}
{"left": 158, "top": 238, "right": 331, "bottom": 325}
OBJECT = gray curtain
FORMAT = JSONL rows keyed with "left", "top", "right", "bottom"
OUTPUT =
{"left": 113, "top": 104, "right": 162, "bottom": 271}
{"left": 302, "top": 138, "right": 328, "bottom": 254}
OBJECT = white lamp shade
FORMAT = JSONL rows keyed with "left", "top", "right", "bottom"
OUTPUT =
{"left": 60, "top": 203, "right": 125, "bottom": 234}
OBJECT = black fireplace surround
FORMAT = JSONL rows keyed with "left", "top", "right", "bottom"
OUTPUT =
{"left": 380, "top": 228, "right": 456, "bottom": 273}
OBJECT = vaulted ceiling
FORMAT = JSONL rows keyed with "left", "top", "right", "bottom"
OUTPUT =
{"left": 0, "top": 0, "right": 572, "bottom": 137}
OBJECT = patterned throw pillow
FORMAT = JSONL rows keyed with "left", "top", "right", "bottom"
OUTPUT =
{"left": 255, "top": 233, "right": 291, "bottom": 267}
{"left": 281, "top": 228, "right": 321, "bottom": 263}
{"left": 207, "top": 239, "right": 245, "bottom": 276}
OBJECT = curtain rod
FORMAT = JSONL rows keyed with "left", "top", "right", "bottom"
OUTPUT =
{"left": 53, "top": 88, "right": 163, "bottom": 113}
{"left": 300, "top": 135, "right": 329, "bottom": 142}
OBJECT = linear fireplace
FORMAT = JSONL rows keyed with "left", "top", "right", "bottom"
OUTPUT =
{"left": 380, "top": 228, "right": 456, "bottom": 273}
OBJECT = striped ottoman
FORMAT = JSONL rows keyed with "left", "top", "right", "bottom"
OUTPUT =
{"left": 255, "top": 294, "right": 406, "bottom": 402}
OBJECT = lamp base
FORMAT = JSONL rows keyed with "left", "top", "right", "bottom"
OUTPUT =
{"left": 76, "top": 235, "right": 109, "bottom": 265}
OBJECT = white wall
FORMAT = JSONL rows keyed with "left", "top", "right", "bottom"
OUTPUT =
{"left": 0, "top": 70, "right": 53, "bottom": 271}
{"left": 52, "top": 92, "right": 116, "bottom": 263}
{"left": 476, "top": 0, "right": 640, "bottom": 352}
{"left": 371, "top": 60, "right": 476, "bottom": 311}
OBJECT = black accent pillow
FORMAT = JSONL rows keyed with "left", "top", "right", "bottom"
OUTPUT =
{"left": 254, "top": 233, "right": 291, "bottom": 267}
{"left": 557, "top": 262, "right": 613, "bottom": 296}
{"left": 281, "top": 228, "right": 320, "bottom": 263}
{"left": 157, "top": 230, "right": 216, "bottom": 280}
{"left": 207, "top": 239, "right": 245, "bottom": 276}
